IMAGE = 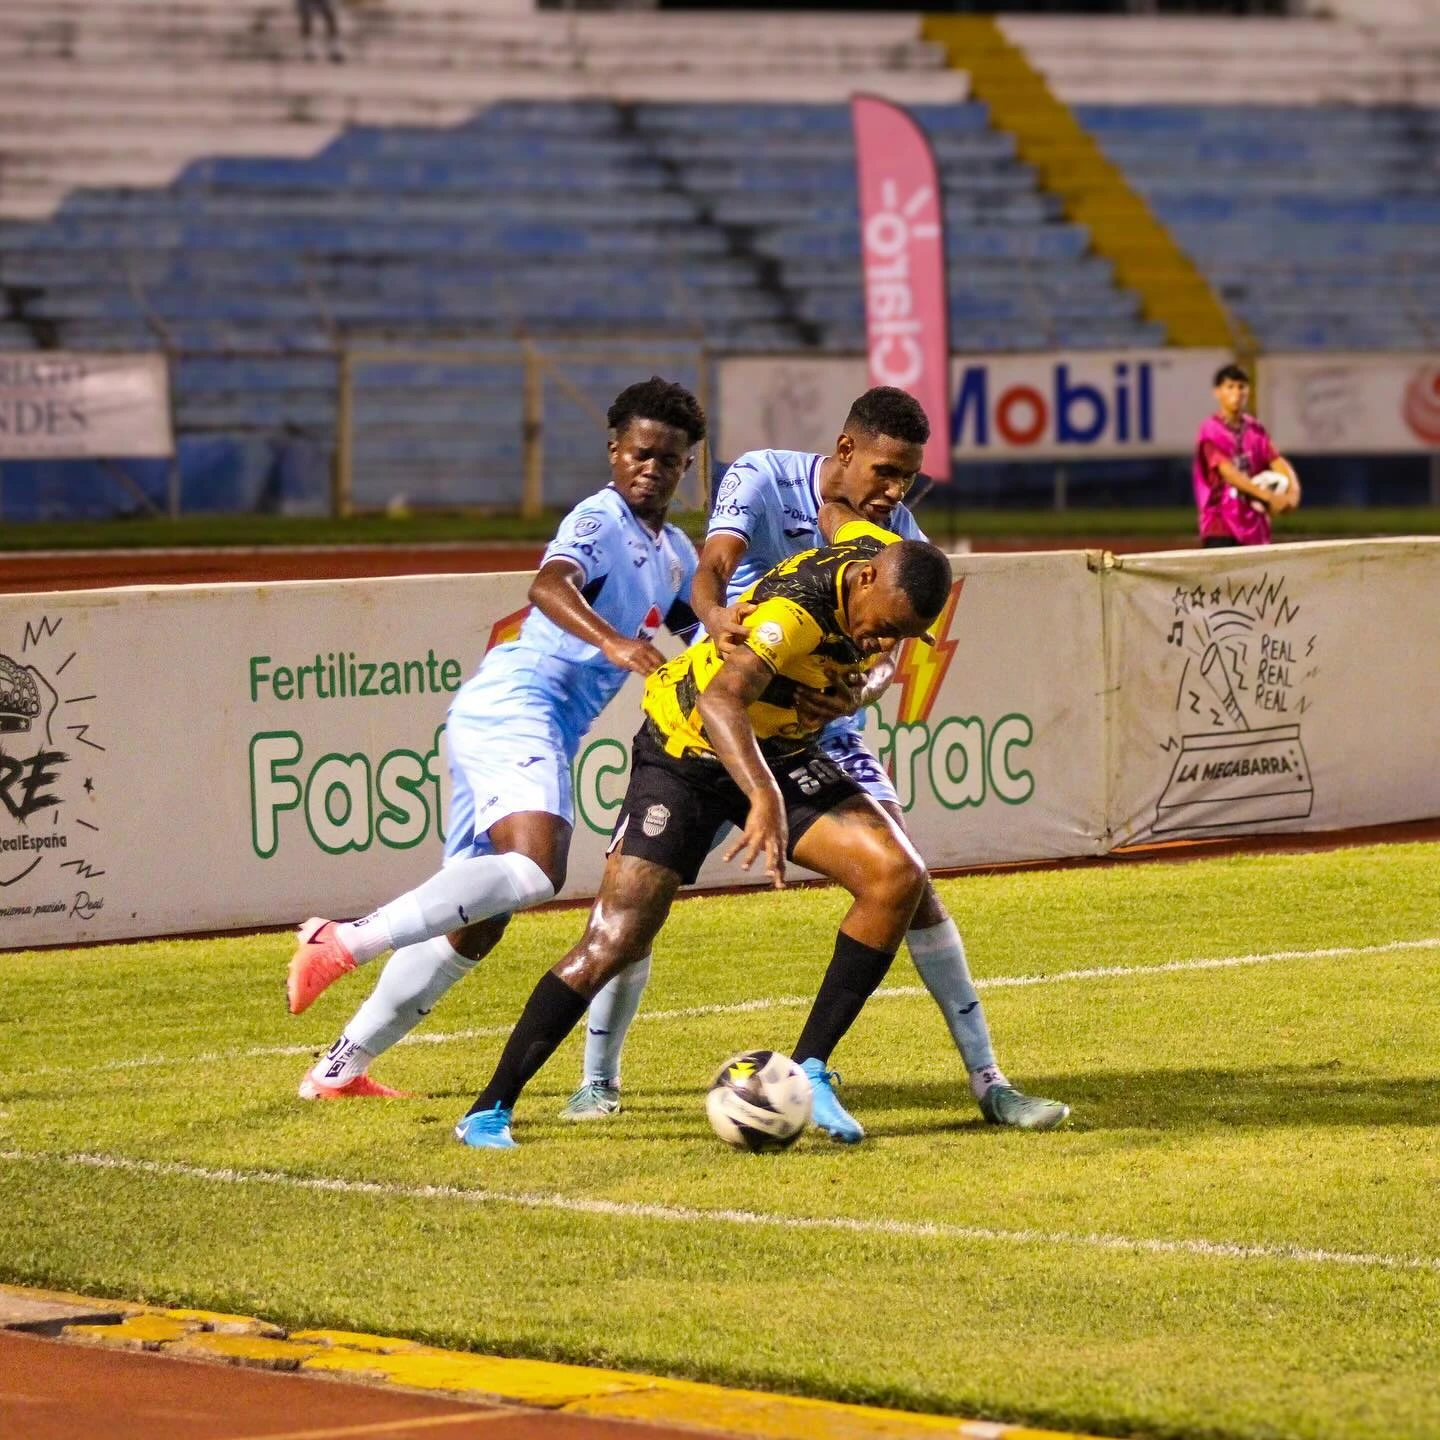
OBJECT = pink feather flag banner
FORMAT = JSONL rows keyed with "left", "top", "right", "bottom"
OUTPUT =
{"left": 850, "top": 94, "right": 952, "bottom": 483}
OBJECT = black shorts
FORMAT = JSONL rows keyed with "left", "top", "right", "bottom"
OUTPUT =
{"left": 1202, "top": 535, "right": 1241, "bottom": 549}
{"left": 611, "top": 725, "right": 866, "bottom": 885}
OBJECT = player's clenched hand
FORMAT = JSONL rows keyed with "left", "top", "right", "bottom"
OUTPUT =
{"left": 602, "top": 636, "right": 667, "bottom": 676}
{"left": 725, "top": 789, "right": 787, "bottom": 889}
{"left": 710, "top": 602, "right": 757, "bottom": 660}
{"left": 794, "top": 669, "right": 865, "bottom": 730}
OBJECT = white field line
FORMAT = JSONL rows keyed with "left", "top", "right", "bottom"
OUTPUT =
{"left": 2, "top": 1148, "right": 1437, "bottom": 1277}
{"left": 8, "top": 937, "right": 1438, "bottom": 1083}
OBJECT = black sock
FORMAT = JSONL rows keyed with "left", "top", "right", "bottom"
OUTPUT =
{"left": 792, "top": 932, "right": 896, "bottom": 1067}
{"left": 469, "top": 971, "right": 589, "bottom": 1114}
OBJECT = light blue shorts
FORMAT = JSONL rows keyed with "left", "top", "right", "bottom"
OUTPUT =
{"left": 443, "top": 670, "right": 575, "bottom": 861}
{"left": 815, "top": 726, "right": 900, "bottom": 809}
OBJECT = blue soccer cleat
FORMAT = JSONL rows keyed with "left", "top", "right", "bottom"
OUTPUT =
{"left": 454, "top": 1104, "right": 517, "bottom": 1149}
{"left": 800, "top": 1058, "right": 864, "bottom": 1144}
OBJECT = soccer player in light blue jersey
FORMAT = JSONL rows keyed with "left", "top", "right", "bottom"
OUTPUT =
{"left": 285, "top": 378, "right": 708, "bottom": 1099}
{"left": 569, "top": 386, "right": 1070, "bottom": 1131}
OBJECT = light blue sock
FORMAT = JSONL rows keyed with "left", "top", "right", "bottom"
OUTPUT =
{"left": 906, "top": 919, "right": 1000, "bottom": 1078}
{"left": 582, "top": 953, "right": 652, "bottom": 1085}
{"left": 343, "top": 936, "right": 478, "bottom": 1057}
{"left": 337, "top": 852, "right": 553, "bottom": 963}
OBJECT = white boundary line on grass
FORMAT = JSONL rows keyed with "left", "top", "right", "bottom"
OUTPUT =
{"left": 11, "top": 936, "right": 1439, "bottom": 1081}
{"left": 2, "top": 1148, "right": 1437, "bottom": 1277}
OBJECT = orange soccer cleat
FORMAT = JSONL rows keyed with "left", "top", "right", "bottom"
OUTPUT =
{"left": 298, "top": 1071, "right": 414, "bottom": 1101}
{"left": 287, "top": 917, "right": 357, "bottom": 1014}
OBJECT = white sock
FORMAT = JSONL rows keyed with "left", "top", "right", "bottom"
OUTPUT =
{"left": 335, "top": 852, "right": 553, "bottom": 963}
{"left": 906, "top": 919, "right": 1001, "bottom": 1078}
{"left": 968, "top": 1063, "right": 1010, "bottom": 1102}
{"left": 309, "top": 1034, "right": 376, "bottom": 1088}
{"left": 341, "top": 936, "right": 477, "bottom": 1057}
{"left": 582, "top": 953, "right": 652, "bottom": 1085}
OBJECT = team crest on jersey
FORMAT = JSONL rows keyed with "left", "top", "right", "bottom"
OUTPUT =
{"left": 638, "top": 604, "right": 662, "bottom": 641}
{"left": 642, "top": 803, "right": 670, "bottom": 837}
{"left": 571, "top": 516, "right": 602, "bottom": 538}
{"left": 716, "top": 474, "right": 742, "bottom": 502}
{"left": 755, "top": 621, "right": 784, "bottom": 648}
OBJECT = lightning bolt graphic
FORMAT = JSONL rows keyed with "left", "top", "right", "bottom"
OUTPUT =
{"left": 893, "top": 579, "right": 964, "bottom": 726}
{"left": 22, "top": 616, "right": 62, "bottom": 652}
{"left": 485, "top": 604, "right": 529, "bottom": 653}
{"left": 61, "top": 859, "right": 106, "bottom": 880}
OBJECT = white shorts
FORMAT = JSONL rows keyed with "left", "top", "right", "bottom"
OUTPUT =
{"left": 815, "top": 726, "right": 900, "bottom": 809}
{"left": 443, "top": 675, "right": 575, "bottom": 861}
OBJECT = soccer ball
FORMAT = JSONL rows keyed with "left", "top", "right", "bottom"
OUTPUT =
{"left": 1234, "top": 469, "right": 1290, "bottom": 515}
{"left": 706, "top": 1050, "right": 812, "bottom": 1152}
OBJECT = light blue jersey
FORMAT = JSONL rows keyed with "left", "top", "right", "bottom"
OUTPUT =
{"left": 463, "top": 484, "right": 698, "bottom": 754}
{"left": 708, "top": 449, "right": 926, "bottom": 597}
{"left": 707, "top": 448, "right": 926, "bottom": 785}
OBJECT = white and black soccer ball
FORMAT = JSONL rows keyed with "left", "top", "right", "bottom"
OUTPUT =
{"left": 706, "top": 1050, "right": 812, "bottom": 1152}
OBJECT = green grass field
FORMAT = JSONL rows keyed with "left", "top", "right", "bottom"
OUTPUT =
{"left": 2, "top": 843, "right": 1438, "bottom": 1440}
{"left": 1, "top": 506, "right": 1437, "bottom": 551}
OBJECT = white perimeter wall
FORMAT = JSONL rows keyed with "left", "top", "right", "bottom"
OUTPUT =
{"left": 2, "top": 537, "right": 1437, "bottom": 950}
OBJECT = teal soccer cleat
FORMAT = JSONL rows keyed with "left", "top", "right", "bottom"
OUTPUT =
{"left": 979, "top": 1084, "right": 1071, "bottom": 1131}
{"left": 558, "top": 1081, "right": 621, "bottom": 1121}
{"left": 800, "top": 1058, "right": 864, "bottom": 1144}
{"left": 454, "top": 1104, "right": 517, "bottom": 1149}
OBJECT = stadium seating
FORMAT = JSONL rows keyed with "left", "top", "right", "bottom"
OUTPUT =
{"left": 1002, "top": 16, "right": 1440, "bottom": 352}
{"left": 4, "top": 4, "right": 1430, "bottom": 517}
{"left": 0, "top": 3, "right": 1167, "bottom": 515}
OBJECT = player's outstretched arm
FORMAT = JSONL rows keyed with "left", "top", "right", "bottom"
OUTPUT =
{"left": 693, "top": 533, "right": 754, "bottom": 657}
{"left": 696, "top": 650, "right": 788, "bottom": 888}
{"left": 529, "top": 558, "right": 666, "bottom": 676}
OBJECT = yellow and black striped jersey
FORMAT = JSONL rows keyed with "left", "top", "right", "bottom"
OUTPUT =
{"left": 642, "top": 520, "right": 896, "bottom": 761}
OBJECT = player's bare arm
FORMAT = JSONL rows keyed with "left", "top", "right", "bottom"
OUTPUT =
{"left": 529, "top": 558, "right": 666, "bottom": 676}
{"left": 695, "top": 647, "right": 790, "bottom": 889}
{"left": 693, "top": 532, "right": 755, "bottom": 657}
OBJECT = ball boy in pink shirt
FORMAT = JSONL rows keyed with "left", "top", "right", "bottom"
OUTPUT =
{"left": 1193, "top": 363, "right": 1301, "bottom": 547}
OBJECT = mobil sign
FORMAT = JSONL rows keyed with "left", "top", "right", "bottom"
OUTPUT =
{"left": 949, "top": 350, "right": 1226, "bottom": 461}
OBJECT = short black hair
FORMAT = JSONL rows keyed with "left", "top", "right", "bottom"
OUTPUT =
{"left": 888, "top": 540, "right": 952, "bottom": 622}
{"left": 844, "top": 386, "right": 930, "bottom": 446}
{"left": 607, "top": 376, "right": 707, "bottom": 445}
{"left": 1214, "top": 363, "right": 1251, "bottom": 387}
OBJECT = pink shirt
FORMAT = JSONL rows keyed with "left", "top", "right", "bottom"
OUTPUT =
{"left": 1193, "top": 413, "right": 1279, "bottom": 546}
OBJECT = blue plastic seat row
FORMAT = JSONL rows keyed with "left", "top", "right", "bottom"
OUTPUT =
{"left": 709, "top": 196, "right": 1059, "bottom": 228}
{"left": 796, "top": 289, "right": 1138, "bottom": 323}
{"left": 646, "top": 131, "right": 1018, "bottom": 162}
{"left": 11, "top": 220, "right": 731, "bottom": 257}
{"left": 630, "top": 102, "right": 993, "bottom": 134}
{"left": 681, "top": 160, "right": 1035, "bottom": 192}
{"left": 57, "top": 190, "right": 703, "bottom": 225}
{"left": 758, "top": 223, "right": 1091, "bottom": 261}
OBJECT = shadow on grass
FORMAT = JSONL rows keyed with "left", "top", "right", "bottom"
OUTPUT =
{"left": 855, "top": 1064, "right": 1440, "bottom": 1132}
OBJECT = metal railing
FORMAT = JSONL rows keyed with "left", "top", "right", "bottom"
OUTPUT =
{"left": 336, "top": 336, "right": 712, "bottom": 519}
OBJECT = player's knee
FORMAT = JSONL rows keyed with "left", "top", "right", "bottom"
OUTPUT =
{"left": 496, "top": 851, "right": 558, "bottom": 909}
{"left": 451, "top": 913, "right": 509, "bottom": 962}
{"left": 555, "top": 929, "right": 637, "bottom": 997}
{"left": 867, "top": 843, "right": 927, "bottom": 913}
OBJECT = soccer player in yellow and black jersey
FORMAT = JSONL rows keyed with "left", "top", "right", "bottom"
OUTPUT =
{"left": 643, "top": 523, "right": 903, "bottom": 765}
{"left": 456, "top": 531, "right": 953, "bottom": 1148}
